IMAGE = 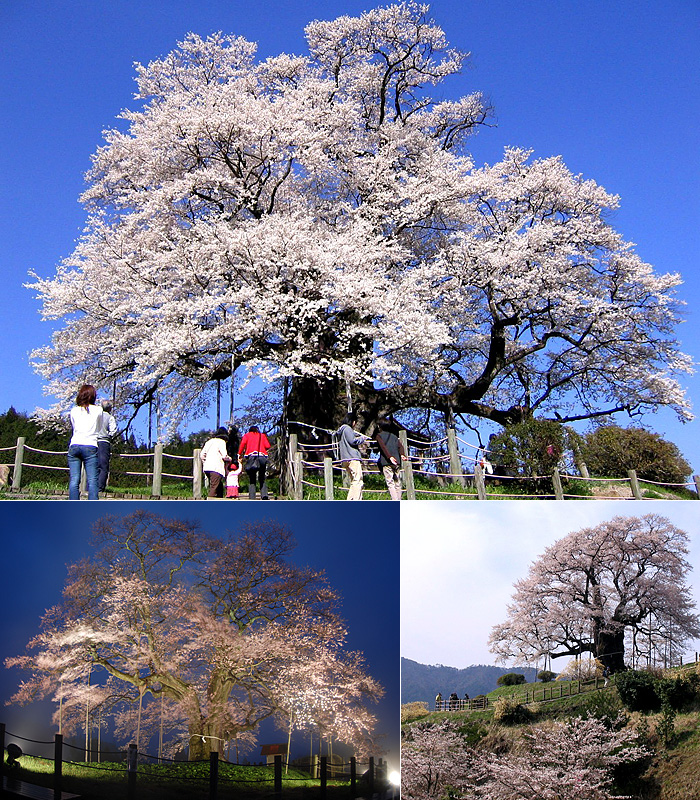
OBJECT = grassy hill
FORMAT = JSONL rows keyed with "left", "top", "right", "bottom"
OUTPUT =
{"left": 402, "top": 666, "right": 700, "bottom": 799}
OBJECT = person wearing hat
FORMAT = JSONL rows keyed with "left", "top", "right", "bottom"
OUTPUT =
{"left": 199, "top": 427, "right": 231, "bottom": 498}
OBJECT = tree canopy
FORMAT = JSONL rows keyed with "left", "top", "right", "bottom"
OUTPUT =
{"left": 6, "top": 512, "right": 382, "bottom": 760}
{"left": 489, "top": 514, "right": 699, "bottom": 673}
{"left": 29, "top": 3, "right": 692, "bottom": 435}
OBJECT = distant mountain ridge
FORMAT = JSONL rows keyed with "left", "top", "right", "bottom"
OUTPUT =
{"left": 402, "top": 657, "right": 539, "bottom": 704}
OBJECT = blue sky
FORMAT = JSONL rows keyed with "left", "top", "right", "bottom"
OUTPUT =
{"left": 1, "top": 0, "right": 698, "bottom": 471}
{"left": 401, "top": 501, "right": 700, "bottom": 670}
{"left": 1, "top": 501, "right": 400, "bottom": 768}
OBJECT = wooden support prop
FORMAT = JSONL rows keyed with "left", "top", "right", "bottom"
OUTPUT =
{"left": 12, "top": 437, "right": 25, "bottom": 490}
{"left": 399, "top": 430, "right": 416, "bottom": 500}
{"left": 151, "top": 443, "right": 163, "bottom": 497}
{"left": 552, "top": 469, "right": 564, "bottom": 500}
{"left": 628, "top": 469, "right": 643, "bottom": 500}
{"left": 446, "top": 427, "right": 465, "bottom": 487}
{"left": 193, "top": 448, "right": 203, "bottom": 498}
{"left": 324, "top": 456, "right": 334, "bottom": 500}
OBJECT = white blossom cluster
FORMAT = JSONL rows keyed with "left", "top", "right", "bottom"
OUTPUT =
{"left": 28, "top": 3, "right": 692, "bottom": 432}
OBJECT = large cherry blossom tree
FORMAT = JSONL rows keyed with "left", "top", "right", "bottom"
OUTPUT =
{"left": 28, "top": 3, "right": 692, "bottom": 434}
{"left": 5, "top": 512, "right": 382, "bottom": 760}
{"left": 489, "top": 514, "right": 700, "bottom": 673}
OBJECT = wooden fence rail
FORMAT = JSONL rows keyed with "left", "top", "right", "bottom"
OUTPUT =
{"left": 286, "top": 432, "right": 700, "bottom": 501}
{"left": 0, "top": 723, "right": 381, "bottom": 800}
{"left": 3, "top": 431, "right": 700, "bottom": 500}
{"left": 435, "top": 654, "right": 700, "bottom": 713}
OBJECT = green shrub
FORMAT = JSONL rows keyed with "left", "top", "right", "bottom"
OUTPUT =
{"left": 582, "top": 425, "right": 691, "bottom": 484}
{"left": 497, "top": 672, "right": 527, "bottom": 687}
{"left": 658, "top": 673, "right": 700, "bottom": 711}
{"left": 537, "top": 670, "right": 557, "bottom": 683}
{"left": 401, "top": 701, "right": 430, "bottom": 724}
{"left": 493, "top": 697, "right": 532, "bottom": 724}
{"left": 488, "top": 418, "right": 582, "bottom": 478}
{"left": 578, "top": 689, "right": 626, "bottom": 723}
{"left": 616, "top": 670, "right": 662, "bottom": 712}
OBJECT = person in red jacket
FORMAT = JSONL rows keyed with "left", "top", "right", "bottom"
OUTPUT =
{"left": 238, "top": 425, "right": 271, "bottom": 499}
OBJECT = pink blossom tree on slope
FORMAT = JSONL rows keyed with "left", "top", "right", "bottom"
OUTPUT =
{"left": 5, "top": 512, "right": 382, "bottom": 760}
{"left": 402, "top": 716, "right": 648, "bottom": 800}
{"left": 28, "top": 3, "right": 691, "bottom": 434}
{"left": 489, "top": 514, "right": 699, "bottom": 674}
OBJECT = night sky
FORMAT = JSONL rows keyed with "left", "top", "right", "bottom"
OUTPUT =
{"left": 0, "top": 501, "right": 400, "bottom": 771}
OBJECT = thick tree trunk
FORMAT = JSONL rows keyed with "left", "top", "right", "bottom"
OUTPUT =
{"left": 286, "top": 376, "right": 349, "bottom": 430}
{"left": 594, "top": 628, "right": 626, "bottom": 674}
{"left": 188, "top": 719, "right": 222, "bottom": 761}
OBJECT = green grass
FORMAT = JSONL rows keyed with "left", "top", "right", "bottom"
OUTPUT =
{"left": 6, "top": 756, "right": 363, "bottom": 800}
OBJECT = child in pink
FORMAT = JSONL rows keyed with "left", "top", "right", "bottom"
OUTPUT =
{"left": 226, "top": 460, "right": 242, "bottom": 498}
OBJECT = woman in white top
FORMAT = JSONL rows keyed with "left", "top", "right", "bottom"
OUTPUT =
{"left": 199, "top": 427, "right": 230, "bottom": 497}
{"left": 68, "top": 384, "right": 103, "bottom": 499}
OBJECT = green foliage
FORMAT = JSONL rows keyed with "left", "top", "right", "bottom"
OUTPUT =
{"left": 0, "top": 407, "right": 70, "bottom": 487}
{"left": 616, "top": 669, "right": 700, "bottom": 716}
{"left": 582, "top": 424, "right": 691, "bottom": 484}
{"left": 488, "top": 418, "right": 583, "bottom": 477}
{"left": 537, "top": 670, "right": 557, "bottom": 683}
{"left": 616, "top": 670, "right": 662, "bottom": 712}
{"left": 656, "top": 698, "right": 677, "bottom": 749}
{"left": 493, "top": 696, "right": 532, "bottom": 724}
{"left": 578, "top": 689, "right": 626, "bottom": 724}
{"left": 401, "top": 701, "right": 430, "bottom": 724}
{"left": 497, "top": 672, "right": 527, "bottom": 687}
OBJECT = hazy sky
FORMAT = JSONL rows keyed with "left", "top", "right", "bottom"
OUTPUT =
{"left": 1, "top": 501, "right": 400, "bottom": 769}
{"left": 0, "top": 0, "right": 698, "bottom": 469}
{"left": 401, "top": 501, "right": 700, "bottom": 670}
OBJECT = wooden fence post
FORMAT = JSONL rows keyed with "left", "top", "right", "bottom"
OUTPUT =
{"left": 446, "top": 427, "right": 465, "bottom": 487}
{"left": 320, "top": 756, "right": 327, "bottom": 800}
{"left": 274, "top": 754, "right": 282, "bottom": 800}
{"left": 127, "top": 743, "right": 138, "bottom": 800}
{"left": 287, "top": 433, "right": 298, "bottom": 497}
{"left": 399, "top": 430, "right": 416, "bottom": 499}
{"left": 368, "top": 756, "right": 375, "bottom": 796}
{"left": 350, "top": 756, "right": 357, "bottom": 798}
{"left": 552, "top": 469, "right": 564, "bottom": 500}
{"left": 152, "top": 443, "right": 163, "bottom": 498}
{"left": 474, "top": 462, "right": 486, "bottom": 500}
{"left": 628, "top": 469, "right": 643, "bottom": 500}
{"left": 54, "top": 733, "right": 63, "bottom": 798}
{"left": 209, "top": 750, "right": 219, "bottom": 800}
{"left": 324, "top": 456, "right": 335, "bottom": 500}
{"left": 293, "top": 451, "right": 303, "bottom": 500}
{"left": 11, "top": 436, "right": 25, "bottom": 490}
{"left": 193, "top": 448, "right": 203, "bottom": 498}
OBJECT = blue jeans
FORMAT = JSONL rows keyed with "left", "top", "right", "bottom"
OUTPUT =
{"left": 68, "top": 444, "right": 99, "bottom": 500}
{"left": 97, "top": 440, "right": 112, "bottom": 492}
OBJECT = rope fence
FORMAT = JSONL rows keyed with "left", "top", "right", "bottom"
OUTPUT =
{"left": 3, "top": 428, "right": 699, "bottom": 500}
{"left": 285, "top": 428, "right": 700, "bottom": 501}
{"left": 0, "top": 723, "right": 386, "bottom": 800}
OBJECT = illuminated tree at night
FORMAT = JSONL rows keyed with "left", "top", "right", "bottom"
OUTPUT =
{"left": 489, "top": 514, "right": 699, "bottom": 673}
{"left": 29, "top": 3, "right": 691, "bottom": 435}
{"left": 271, "top": 647, "right": 383, "bottom": 763}
{"left": 5, "top": 512, "right": 382, "bottom": 760}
